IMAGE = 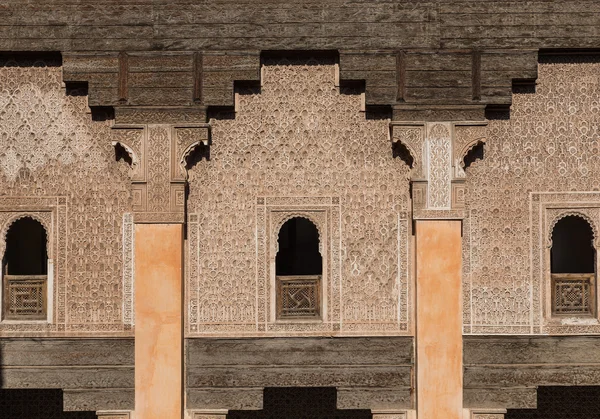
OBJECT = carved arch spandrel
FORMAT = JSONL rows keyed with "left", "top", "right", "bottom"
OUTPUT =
{"left": 179, "top": 140, "right": 210, "bottom": 178}
{"left": 453, "top": 124, "right": 487, "bottom": 176}
{"left": 112, "top": 141, "right": 139, "bottom": 169}
{"left": 111, "top": 126, "right": 145, "bottom": 182}
{"left": 390, "top": 124, "right": 424, "bottom": 178}
{"left": 173, "top": 126, "right": 210, "bottom": 181}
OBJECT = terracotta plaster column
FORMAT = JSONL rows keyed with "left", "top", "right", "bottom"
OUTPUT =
{"left": 415, "top": 220, "right": 462, "bottom": 419}
{"left": 135, "top": 224, "right": 183, "bottom": 419}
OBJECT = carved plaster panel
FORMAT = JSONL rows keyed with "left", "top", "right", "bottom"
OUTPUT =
{"left": 187, "top": 58, "right": 410, "bottom": 336}
{"left": 391, "top": 121, "right": 485, "bottom": 219}
{"left": 0, "top": 62, "right": 132, "bottom": 335}
{"left": 263, "top": 201, "right": 335, "bottom": 332}
{"left": 532, "top": 193, "right": 600, "bottom": 334}
{"left": 112, "top": 123, "right": 200, "bottom": 223}
{"left": 122, "top": 213, "right": 134, "bottom": 327}
{"left": 427, "top": 123, "right": 452, "bottom": 210}
{"left": 463, "top": 56, "right": 600, "bottom": 335}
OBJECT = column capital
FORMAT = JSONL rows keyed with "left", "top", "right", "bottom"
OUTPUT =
{"left": 391, "top": 120, "right": 487, "bottom": 220}
{"left": 112, "top": 121, "right": 210, "bottom": 223}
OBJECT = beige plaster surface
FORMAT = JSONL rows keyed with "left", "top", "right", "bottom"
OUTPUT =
{"left": 135, "top": 224, "right": 183, "bottom": 419}
{"left": 416, "top": 220, "right": 463, "bottom": 419}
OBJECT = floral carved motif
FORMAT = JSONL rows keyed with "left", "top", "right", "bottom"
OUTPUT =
{"left": 426, "top": 123, "right": 452, "bottom": 210}
{"left": 464, "top": 56, "right": 600, "bottom": 335}
{"left": 187, "top": 58, "right": 411, "bottom": 336}
{"left": 0, "top": 62, "right": 132, "bottom": 334}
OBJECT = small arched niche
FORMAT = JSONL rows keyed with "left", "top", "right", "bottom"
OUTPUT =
{"left": 550, "top": 215, "right": 596, "bottom": 316}
{"left": 2, "top": 217, "right": 48, "bottom": 320}
{"left": 275, "top": 217, "right": 322, "bottom": 319}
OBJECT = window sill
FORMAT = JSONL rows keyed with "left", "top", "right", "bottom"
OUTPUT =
{"left": 549, "top": 317, "right": 600, "bottom": 326}
{"left": 274, "top": 318, "right": 323, "bottom": 324}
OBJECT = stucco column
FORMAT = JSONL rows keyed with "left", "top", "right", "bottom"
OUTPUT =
{"left": 135, "top": 224, "right": 183, "bottom": 419}
{"left": 415, "top": 220, "right": 463, "bottom": 419}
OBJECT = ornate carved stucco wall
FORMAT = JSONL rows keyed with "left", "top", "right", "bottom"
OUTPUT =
{"left": 464, "top": 55, "right": 600, "bottom": 334}
{"left": 0, "top": 58, "right": 133, "bottom": 335}
{"left": 186, "top": 58, "right": 412, "bottom": 336}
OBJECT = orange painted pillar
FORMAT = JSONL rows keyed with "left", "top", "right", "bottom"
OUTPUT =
{"left": 415, "top": 220, "right": 462, "bottom": 419}
{"left": 135, "top": 224, "right": 183, "bottom": 419}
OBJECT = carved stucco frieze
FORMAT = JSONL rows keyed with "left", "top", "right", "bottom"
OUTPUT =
{"left": 391, "top": 121, "right": 486, "bottom": 219}
{"left": 187, "top": 59, "right": 411, "bottom": 336}
{"left": 0, "top": 62, "right": 132, "bottom": 334}
{"left": 463, "top": 56, "right": 600, "bottom": 335}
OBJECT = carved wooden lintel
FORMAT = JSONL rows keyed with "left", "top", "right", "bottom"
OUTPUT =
{"left": 63, "top": 49, "right": 538, "bottom": 111}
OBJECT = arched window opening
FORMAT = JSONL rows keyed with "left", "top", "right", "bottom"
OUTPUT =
{"left": 275, "top": 217, "right": 322, "bottom": 319}
{"left": 276, "top": 217, "right": 321, "bottom": 276}
{"left": 2, "top": 217, "right": 48, "bottom": 320}
{"left": 550, "top": 216, "right": 596, "bottom": 316}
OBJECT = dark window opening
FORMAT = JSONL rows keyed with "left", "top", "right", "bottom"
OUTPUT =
{"left": 0, "top": 389, "right": 96, "bottom": 419}
{"left": 2, "top": 217, "right": 48, "bottom": 320}
{"left": 551, "top": 216, "right": 595, "bottom": 274}
{"left": 275, "top": 217, "right": 323, "bottom": 319}
{"left": 550, "top": 216, "right": 596, "bottom": 316}
{"left": 3, "top": 217, "right": 47, "bottom": 276}
{"left": 228, "top": 387, "right": 372, "bottom": 419}
{"left": 276, "top": 217, "right": 322, "bottom": 276}
{"left": 507, "top": 386, "right": 600, "bottom": 419}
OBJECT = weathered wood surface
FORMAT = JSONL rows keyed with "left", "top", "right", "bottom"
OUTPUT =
{"left": 186, "top": 337, "right": 413, "bottom": 410}
{"left": 0, "top": 1, "right": 598, "bottom": 52}
{"left": 463, "top": 336, "right": 600, "bottom": 410}
{"left": 464, "top": 387, "right": 537, "bottom": 409}
{"left": 0, "top": 338, "right": 134, "bottom": 411}
{"left": 63, "top": 388, "right": 134, "bottom": 412}
{"left": 2, "top": 1, "right": 594, "bottom": 109}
